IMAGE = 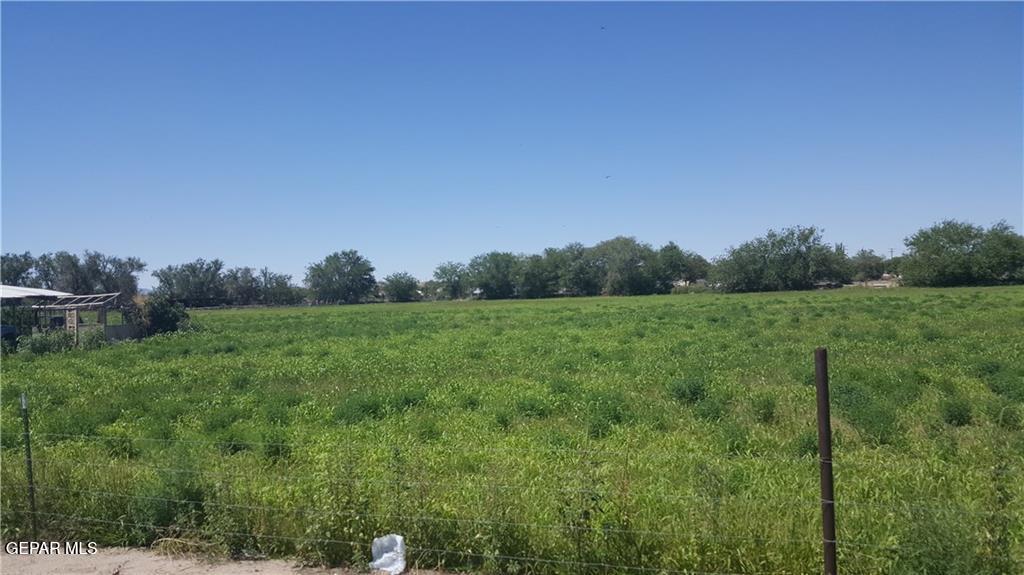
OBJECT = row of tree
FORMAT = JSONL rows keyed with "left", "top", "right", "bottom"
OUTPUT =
{"left": 426, "top": 238, "right": 710, "bottom": 301}
{"left": 151, "top": 260, "right": 303, "bottom": 307}
{"left": 0, "top": 251, "right": 145, "bottom": 304}
{"left": 0, "top": 252, "right": 304, "bottom": 308}
{"left": 3, "top": 220, "right": 1022, "bottom": 306}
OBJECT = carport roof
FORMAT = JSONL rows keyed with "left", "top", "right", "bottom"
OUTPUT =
{"left": 0, "top": 285, "right": 73, "bottom": 299}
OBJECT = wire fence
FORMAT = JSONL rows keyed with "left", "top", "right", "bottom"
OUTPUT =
{"left": 2, "top": 428, "right": 1021, "bottom": 575}
{"left": 4, "top": 344, "right": 1023, "bottom": 575}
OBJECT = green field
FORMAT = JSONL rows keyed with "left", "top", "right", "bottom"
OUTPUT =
{"left": 2, "top": 287, "right": 1023, "bottom": 574}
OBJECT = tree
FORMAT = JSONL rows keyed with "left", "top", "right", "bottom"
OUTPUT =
{"left": 305, "top": 250, "right": 376, "bottom": 304}
{"left": 35, "top": 252, "right": 89, "bottom": 294}
{"left": 468, "top": 252, "right": 519, "bottom": 299}
{"left": 850, "top": 249, "right": 885, "bottom": 282}
{"left": 902, "top": 221, "right": 983, "bottom": 286}
{"left": 5, "top": 251, "right": 146, "bottom": 302}
{"left": 591, "top": 236, "right": 658, "bottom": 296}
{"left": 518, "top": 254, "right": 559, "bottom": 299}
{"left": 556, "top": 243, "right": 602, "bottom": 296}
{"left": 1, "top": 252, "right": 37, "bottom": 286}
{"left": 382, "top": 272, "right": 421, "bottom": 302}
{"left": 152, "top": 259, "right": 227, "bottom": 307}
{"left": 80, "top": 251, "right": 147, "bottom": 303}
{"left": 711, "top": 226, "right": 850, "bottom": 292}
{"left": 976, "top": 222, "right": 1024, "bottom": 284}
{"left": 902, "top": 220, "right": 1024, "bottom": 286}
{"left": 433, "top": 261, "right": 468, "bottom": 300}
{"left": 224, "top": 267, "right": 262, "bottom": 305}
{"left": 260, "top": 268, "right": 303, "bottom": 305}
{"left": 652, "top": 242, "right": 709, "bottom": 293}
{"left": 885, "top": 255, "right": 904, "bottom": 276}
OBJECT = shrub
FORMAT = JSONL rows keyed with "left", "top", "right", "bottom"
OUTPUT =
{"left": 143, "top": 295, "right": 189, "bottom": 335}
{"left": 941, "top": 397, "right": 973, "bottom": 427}
{"left": 78, "top": 328, "right": 107, "bottom": 351}
{"left": 752, "top": 395, "right": 777, "bottom": 424}
{"left": 668, "top": 378, "right": 707, "bottom": 404}
{"left": 19, "top": 330, "right": 75, "bottom": 354}
{"left": 695, "top": 394, "right": 729, "bottom": 422}
{"left": 586, "top": 389, "right": 632, "bottom": 438}
{"left": 333, "top": 392, "right": 386, "bottom": 424}
{"left": 515, "top": 395, "right": 551, "bottom": 418}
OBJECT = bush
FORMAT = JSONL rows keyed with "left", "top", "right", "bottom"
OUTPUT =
{"left": 142, "top": 295, "right": 189, "bottom": 335}
{"left": 752, "top": 395, "right": 777, "bottom": 424}
{"left": 941, "top": 397, "right": 973, "bottom": 427}
{"left": 668, "top": 378, "right": 707, "bottom": 404}
{"left": 78, "top": 328, "right": 108, "bottom": 351}
{"left": 19, "top": 330, "right": 75, "bottom": 354}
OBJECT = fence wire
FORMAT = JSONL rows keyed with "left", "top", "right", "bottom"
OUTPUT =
{"left": 2, "top": 429, "right": 1021, "bottom": 573}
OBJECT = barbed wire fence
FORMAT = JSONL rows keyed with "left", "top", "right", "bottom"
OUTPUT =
{"left": 2, "top": 349, "right": 1021, "bottom": 574}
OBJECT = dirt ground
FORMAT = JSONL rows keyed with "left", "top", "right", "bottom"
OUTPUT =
{"left": 0, "top": 547, "right": 413, "bottom": 575}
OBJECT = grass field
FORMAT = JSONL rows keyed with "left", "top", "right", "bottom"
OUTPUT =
{"left": 2, "top": 287, "right": 1022, "bottom": 574}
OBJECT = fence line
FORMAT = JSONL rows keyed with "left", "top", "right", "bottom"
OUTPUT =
{"left": 18, "top": 455, "right": 826, "bottom": 509}
{"left": 9, "top": 509, "right": 800, "bottom": 575}
{"left": 23, "top": 484, "right": 822, "bottom": 544}
{"left": 14, "top": 454, "right": 1017, "bottom": 517}
{"left": 20, "top": 432, "right": 831, "bottom": 464}
{"left": 15, "top": 432, "right": 1021, "bottom": 475}
{"left": 5, "top": 346, "right": 1022, "bottom": 575}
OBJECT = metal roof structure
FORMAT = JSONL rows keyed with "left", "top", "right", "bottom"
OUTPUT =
{"left": 31, "top": 293, "right": 121, "bottom": 310}
{"left": 0, "top": 285, "right": 73, "bottom": 300}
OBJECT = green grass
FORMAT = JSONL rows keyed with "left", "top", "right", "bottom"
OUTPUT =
{"left": 2, "top": 287, "right": 1023, "bottom": 574}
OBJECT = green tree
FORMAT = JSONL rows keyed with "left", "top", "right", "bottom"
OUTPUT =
{"left": 652, "top": 242, "right": 709, "bottom": 292}
{"left": 153, "top": 259, "right": 227, "bottom": 306}
{"left": 433, "top": 261, "right": 468, "bottom": 300}
{"left": 518, "top": 254, "right": 559, "bottom": 298}
{"left": 976, "top": 222, "right": 1024, "bottom": 284}
{"left": 591, "top": 236, "right": 658, "bottom": 296}
{"left": 468, "top": 252, "right": 519, "bottom": 299}
{"left": 11, "top": 251, "right": 146, "bottom": 302}
{"left": 81, "top": 251, "right": 147, "bottom": 303}
{"left": 889, "top": 221, "right": 1024, "bottom": 287}
{"left": 382, "top": 272, "right": 421, "bottom": 302}
{"left": 556, "top": 243, "right": 603, "bottom": 296}
{"left": 885, "top": 255, "right": 904, "bottom": 276}
{"left": 260, "top": 268, "right": 303, "bottom": 305}
{"left": 851, "top": 249, "right": 885, "bottom": 282}
{"left": 1, "top": 252, "right": 36, "bottom": 286}
{"left": 224, "top": 267, "right": 262, "bottom": 305}
{"left": 305, "top": 251, "right": 376, "bottom": 304}
{"left": 34, "top": 252, "right": 89, "bottom": 294}
{"left": 902, "top": 221, "right": 984, "bottom": 286}
{"left": 711, "top": 226, "right": 850, "bottom": 292}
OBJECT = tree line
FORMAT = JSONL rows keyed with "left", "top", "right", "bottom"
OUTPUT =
{"left": 2, "top": 220, "right": 1022, "bottom": 307}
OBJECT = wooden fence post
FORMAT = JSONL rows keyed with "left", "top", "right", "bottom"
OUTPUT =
{"left": 815, "top": 348, "right": 837, "bottom": 575}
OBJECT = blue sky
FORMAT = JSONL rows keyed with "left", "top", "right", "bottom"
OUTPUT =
{"left": 2, "top": 2, "right": 1021, "bottom": 287}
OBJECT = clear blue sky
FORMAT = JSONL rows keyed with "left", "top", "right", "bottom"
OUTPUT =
{"left": 2, "top": 2, "right": 1021, "bottom": 288}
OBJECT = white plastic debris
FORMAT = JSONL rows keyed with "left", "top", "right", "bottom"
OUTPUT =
{"left": 369, "top": 533, "right": 406, "bottom": 575}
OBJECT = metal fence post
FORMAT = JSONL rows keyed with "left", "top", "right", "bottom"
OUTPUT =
{"left": 20, "top": 392, "right": 38, "bottom": 540}
{"left": 815, "top": 348, "right": 837, "bottom": 575}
